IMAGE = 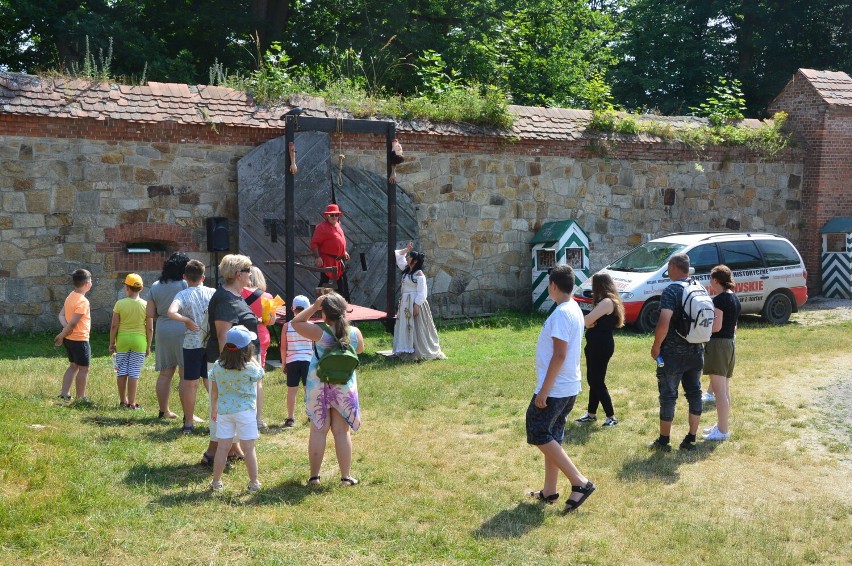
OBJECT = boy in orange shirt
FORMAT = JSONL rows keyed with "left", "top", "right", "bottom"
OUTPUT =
{"left": 54, "top": 269, "right": 93, "bottom": 402}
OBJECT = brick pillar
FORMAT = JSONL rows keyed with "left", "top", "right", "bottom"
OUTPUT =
{"left": 770, "top": 70, "right": 852, "bottom": 295}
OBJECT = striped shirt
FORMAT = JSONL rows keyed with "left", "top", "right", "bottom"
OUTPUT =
{"left": 285, "top": 322, "right": 313, "bottom": 363}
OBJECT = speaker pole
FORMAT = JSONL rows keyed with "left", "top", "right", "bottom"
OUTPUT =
{"left": 284, "top": 116, "right": 296, "bottom": 321}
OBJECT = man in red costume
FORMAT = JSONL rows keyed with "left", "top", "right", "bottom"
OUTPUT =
{"left": 310, "top": 203, "right": 350, "bottom": 300}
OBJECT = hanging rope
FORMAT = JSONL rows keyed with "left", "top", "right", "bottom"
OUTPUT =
{"left": 331, "top": 117, "right": 345, "bottom": 204}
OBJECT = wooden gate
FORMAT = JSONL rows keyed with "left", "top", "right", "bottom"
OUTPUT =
{"left": 237, "top": 133, "right": 417, "bottom": 311}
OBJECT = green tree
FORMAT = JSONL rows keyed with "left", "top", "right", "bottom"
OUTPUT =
{"left": 608, "top": 0, "right": 852, "bottom": 115}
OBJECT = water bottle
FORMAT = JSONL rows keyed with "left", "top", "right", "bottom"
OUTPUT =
{"left": 656, "top": 356, "right": 665, "bottom": 368}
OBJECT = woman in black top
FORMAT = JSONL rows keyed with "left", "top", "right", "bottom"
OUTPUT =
{"left": 201, "top": 254, "right": 260, "bottom": 465}
{"left": 702, "top": 265, "right": 741, "bottom": 441}
{"left": 575, "top": 273, "right": 625, "bottom": 427}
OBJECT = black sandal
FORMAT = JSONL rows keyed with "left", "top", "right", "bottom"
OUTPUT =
{"left": 340, "top": 477, "right": 360, "bottom": 487}
{"left": 181, "top": 424, "right": 194, "bottom": 435}
{"left": 308, "top": 476, "right": 321, "bottom": 486}
{"left": 200, "top": 452, "right": 214, "bottom": 466}
{"left": 564, "top": 481, "right": 596, "bottom": 512}
{"left": 528, "top": 490, "right": 559, "bottom": 504}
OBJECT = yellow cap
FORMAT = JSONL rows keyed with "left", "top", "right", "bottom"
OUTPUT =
{"left": 125, "top": 273, "right": 144, "bottom": 288}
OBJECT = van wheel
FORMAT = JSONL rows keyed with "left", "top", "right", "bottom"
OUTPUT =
{"left": 762, "top": 292, "right": 792, "bottom": 324}
{"left": 637, "top": 299, "right": 660, "bottom": 333}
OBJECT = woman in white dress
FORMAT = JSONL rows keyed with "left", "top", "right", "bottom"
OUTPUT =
{"left": 392, "top": 242, "right": 446, "bottom": 361}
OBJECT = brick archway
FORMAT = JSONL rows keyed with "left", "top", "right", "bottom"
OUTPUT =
{"left": 97, "top": 223, "right": 199, "bottom": 272}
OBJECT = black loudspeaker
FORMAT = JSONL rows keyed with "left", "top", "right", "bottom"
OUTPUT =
{"left": 206, "top": 217, "right": 230, "bottom": 251}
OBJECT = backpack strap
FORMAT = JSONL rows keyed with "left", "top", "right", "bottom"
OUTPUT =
{"left": 312, "top": 321, "right": 342, "bottom": 358}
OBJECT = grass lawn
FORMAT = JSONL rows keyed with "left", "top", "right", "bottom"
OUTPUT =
{"left": 1, "top": 313, "right": 851, "bottom": 565}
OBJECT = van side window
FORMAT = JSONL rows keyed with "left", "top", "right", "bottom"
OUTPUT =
{"left": 756, "top": 240, "right": 801, "bottom": 267}
{"left": 687, "top": 244, "right": 720, "bottom": 275}
{"left": 719, "top": 240, "right": 764, "bottom": 270}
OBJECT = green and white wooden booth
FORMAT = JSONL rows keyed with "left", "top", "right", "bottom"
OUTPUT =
{"left": 530, "top": 220, "right": 590, "bottom": 312}
{"left": 820, "top": 217, "right": 852, "bottom": 299}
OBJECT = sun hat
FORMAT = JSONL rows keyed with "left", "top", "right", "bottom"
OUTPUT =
{"left": 292, "top": 295, "right": 311, "bottom": 310}
{"left": 322, "top": 203, "right": 343, "bottom": 216}
{"left": 225, "top": 325, "right": 257, "bottom": 349}
{"left": 125, "top": 273, "right": 144, "bottom": 288}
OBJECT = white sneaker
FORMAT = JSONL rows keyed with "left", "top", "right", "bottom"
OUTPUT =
{"left": 702, "top": 428, "right": 730, "bottom": 441}
{"left": 247, "top": 480, "right": 262, "bottom": 493}
{"left": 702, "top": 392, "right": 716, "bottom": 404}
{"left": 703, "top": 423, "right": 718, "bottom": 435}
{"left": 210, "top": 480, "right": 224, "bottom": 491}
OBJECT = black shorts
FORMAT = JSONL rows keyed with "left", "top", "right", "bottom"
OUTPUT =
{"left": 183, "top": 348, "right": 208, "bottom": 381}
{"left": 285, "top": 361, "right": 310, "bottom": 387}
{"left": 63, "top": 339, "right": 91, "bottom": 367}
{"left": 525, "top": 394, "right": 576, "bottom": 445}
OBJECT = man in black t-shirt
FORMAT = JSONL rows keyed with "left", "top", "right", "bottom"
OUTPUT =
{"left": 649, "top": 253, "right": 704, "bottom": 452}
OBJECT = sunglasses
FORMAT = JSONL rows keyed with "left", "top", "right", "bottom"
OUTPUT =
{"left": 239, "top": 267, "right": 252, "bottom": 273}
{"left": 326, "top": 213, "right": 340, "bottom": 218}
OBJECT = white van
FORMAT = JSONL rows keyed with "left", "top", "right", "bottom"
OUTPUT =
{"left": 574, "top": 232, "right": 808, "bottom": 332}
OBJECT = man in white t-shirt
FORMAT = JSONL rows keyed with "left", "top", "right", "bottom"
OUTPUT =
{"left": 525, "top": 264, "right": 596, "bottom": 512}
{"left": 167, "top": 260, "right": 216, "bottom": 435}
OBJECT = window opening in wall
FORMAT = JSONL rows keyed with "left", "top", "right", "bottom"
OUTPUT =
{"left": 565, "top": 247, "right": 584, "bottom": 270}
{"left": 536, "top": 249, "right": 556, "bottom": 271}
{"left": 826, "top": 233, "right": 846, "bottom": 253}
{"left": 127, "top": 242, "right": 168, "bottom": 253}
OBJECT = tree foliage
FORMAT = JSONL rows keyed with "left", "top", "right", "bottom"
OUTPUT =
{"left": 607, "top": 0, "right": 852, "bottom": 115}
{"left": 0, "top": 0, "right": 850, "bottom": 116}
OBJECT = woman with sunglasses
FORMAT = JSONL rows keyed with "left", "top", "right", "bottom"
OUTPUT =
{"left": 201, "top": 254, "right": 259, "bottom": 465}
{"left": 310, "top": 203, "right": 350, "bottom": 301}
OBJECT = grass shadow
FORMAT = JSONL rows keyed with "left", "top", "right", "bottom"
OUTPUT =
{"left": 564, "top": 423, "right": 596, "bottom": 446}
{"left": 141, "top": 424, "right": 211, "bottom": 442}
{"left": 147, "top": 477, "right": 317, "bottom": 507}
{"left": 616, "top": 441, "right": 720, "bottom": 484}
{"left": 124, "top": 461, "right": 213, "bottom": 489}
{"left": 82, "top": 414, "right": 162, "bottom": 427}
{"left": 473, "top": 502, "right": 547, "bottom": 539}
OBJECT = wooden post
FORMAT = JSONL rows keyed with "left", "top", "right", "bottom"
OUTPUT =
{"left": 284, "top": 116, "right": 296, "bottom": 321}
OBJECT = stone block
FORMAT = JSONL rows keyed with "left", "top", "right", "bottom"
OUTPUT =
{"left": 119, "top": 209, "right": 150, "bottom": 224}
{"left": 135, "top": 168, "right": 159, "bottom": 184}
{"left": 17, "top": 258, "right": 48, "bottom": 277}
{"left": 432, "top": 269, "right": 452, "bottom": 294}
{"left": 13, "top": 214, "right": 45, "bottom": 229}
{"left": 101, "top": 153, "right": 124, "bottom": 164}
{"left": 25, "top": 191, "right": 51, "bottom": 214}
{"left": 0, "top": 242, "right": 25, "bottom": 262}
{"left": 13, "top": 178, "right": 34, "bottom": 191}
{"left": 83, "top": 164, "right": 119, "bottom": 182}
{"left": 3, "top": 192, "right": 26, "bottom": 212}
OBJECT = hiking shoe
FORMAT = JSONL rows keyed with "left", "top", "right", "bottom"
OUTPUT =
{"left": 703, "top": 423, "right": 718, "bottom": 435}
{"left": 702, "top": 392, "right": 716, "bottom": 404}
{"left": 648, "top": 439, "right": 671, "bottom": 452}
{"left": 58, "top": 394, "right": 71, "bottom": 401}
{"left": 679, "top": 437, "right": 697, "bottom": 451}
{"left": 602, "top": 417, "right": 618, "bottom": 427}
{"left": 574, "top": 414, "right": 597, "bottom": 423}
{"left": 247, "top": 480, "right": 262, "bottom": 493}
{"left": 703, "top": 428, "right": 730, "bottom": 441}
{"left": 283, "top": 418, "right": 295, "bottom": 428}
{"left": 210, "top": 480, "right": 224, "bottom": 492}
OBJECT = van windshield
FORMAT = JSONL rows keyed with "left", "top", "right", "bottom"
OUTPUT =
{"left": 609, "top": 242, "right": 687, "bottom": 273}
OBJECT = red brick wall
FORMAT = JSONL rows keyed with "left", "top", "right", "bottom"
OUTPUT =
{"left": 770, "top": 74, "right": 852, "bottom": 293}
{"left": 1, "top": 111, "right": 798, "bottom": 163}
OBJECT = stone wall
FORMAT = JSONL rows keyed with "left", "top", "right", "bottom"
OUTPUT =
{"left": 0, "top": 129, "right": 806, "bottom": 330}
{"left": 344, "top": 144, "right": 804, "bottom": 316}
{"left": 0, "top": 135, "right": 253, "bottom": 331}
